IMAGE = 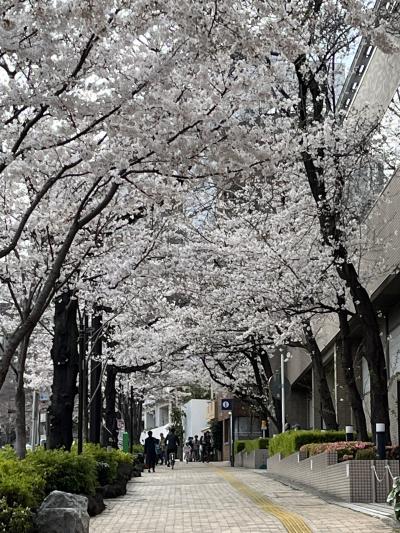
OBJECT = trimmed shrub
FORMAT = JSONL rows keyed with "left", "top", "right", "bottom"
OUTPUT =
{"left": 355, "top": 447, "right": 377, "bottom": 460}
{"left": 0, "top": 444, "right": 134, "bottom": 531}
{"left": 81, "top": 444, "right": 133, "bottom": 485}
{"left": 0, "top": 455, "right": 45, "bottom": 509}
{"left": 269, "top": 430, "right": 346, "bottom": 458}
{"left": 235, "top": 442, "right": 246, "bottom": 454}
{"left": 25, "top": 448, "right": 97, "bottom": 496}
{"left": 234, "top": 438, "right": 268, "bottom": 454}
{"left": 132, "top": 444, "right": 144, "bottom": 454}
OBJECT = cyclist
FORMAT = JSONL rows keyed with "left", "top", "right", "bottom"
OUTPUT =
{"left": 165, "top": 427, "right": 180, "bottom": 468}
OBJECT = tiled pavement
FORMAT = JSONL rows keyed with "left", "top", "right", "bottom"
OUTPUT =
{"left": 90, "top": 462, "right": 396, "bottom": 532}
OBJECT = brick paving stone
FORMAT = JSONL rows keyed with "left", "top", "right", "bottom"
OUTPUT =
{"left": 90, "top": 462, "right": 395, "bottom": 532}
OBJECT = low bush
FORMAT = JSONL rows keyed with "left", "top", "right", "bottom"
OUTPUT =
{"left": 355, "top": 447, "right": 377, "bottom": 460}
{"left": 82, "top": 444, "right": 133, "bottom": 485}
{"left": 0, "top": 453, "right": 45, "bottom": 509}
{"left": 299, "top": 441, "right": 374, "bottom": 461}
{"left": 25, "top": 447, "right": 97, "bottom": 496}
{"left": 234, "top": 438, "right": 268, "bottom": 454}
{"left": 386, "top": 446, "right": 400, "bottom": 460}
{"left": 269, "top": 430, "right": 346, "bottom": 458}
{"left": 0, "top": 443, "right": 134, "bottom": 531}
{"left": 132, "top": 444, "right": 144, "bottom": 454}
{"left": 235, "top": 442, "right": 246, "bottom": 454}
{"left": 0, "top": 497, "right": 33, "bottom": 533}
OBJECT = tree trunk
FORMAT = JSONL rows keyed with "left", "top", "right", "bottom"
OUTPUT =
{"left": 294, "top": 53, "right": 390, "bottom": 442}
{"left": 339, "top": 261, "right": 390, "bottom": 442}
{"left": 48, "top": 291, "right": 79, "bottom": 450}
{"left": 15, "top": 335, "right": 30, "bottom": 459}
{"left": 337, "top": 303, "right": 369, "bottom": 441}
{"left": 89, "top": 313, "right": 102, "bottom": 443}
{"left": 133, "top": 400, "right": 143, "bottom": 444}
{"left": 103, "top": 366, "right": 118, "bottom": 448}
{"left": 0, "top": 183, "right": 119, "bottom": 393}
{"left": 83, "top": 314, "right": 89, "bottom": 443}
{"left": 259, "top": 349, "right": 282, "bottom": 432}
{"left": 304, "top": 322, "right": 338, "bottom": 431}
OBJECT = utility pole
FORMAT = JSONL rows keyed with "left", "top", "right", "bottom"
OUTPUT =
{"left": 229, "top": 410, "right": 235, "bottom": 467}
{"left": 31, "top": 390, "right": 39, "bottom": 450}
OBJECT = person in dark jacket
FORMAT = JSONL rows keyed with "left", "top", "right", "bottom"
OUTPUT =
{"left": 144, "top": 431, "right": 157, "bottom": 473}
{"left": 165, "top": 427, "right": 180, "bottom": 467}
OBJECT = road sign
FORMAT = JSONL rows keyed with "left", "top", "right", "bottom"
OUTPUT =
{"left": 261, "top": 419, "right": 268, "bottom": 430}
{"left": 221, "top": 399, "right": 232, "bottom": 411}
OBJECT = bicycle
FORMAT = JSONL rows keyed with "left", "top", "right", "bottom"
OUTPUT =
{"left": 168, "top": 451, "right": 176, "bottom": 469}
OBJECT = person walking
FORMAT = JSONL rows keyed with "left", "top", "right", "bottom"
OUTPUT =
{"left": 159, "top": 432, "right": 166, "bottom": 465}
{"left": 144, "top": 430, "right": 157, "bottom": 473}
{"left": 165, "top": 427, "right": 180, "bottom": 468}
{"left": 201, "top": 431, "right": 212, "bottom": 463}
{"left": 184, "top": 440, "right": 192, "bottom": 463}
{"left": 192, "top": 435, "right": 200, "bottom": 462}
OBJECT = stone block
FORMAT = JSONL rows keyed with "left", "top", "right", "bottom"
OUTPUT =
{"left": 35, "top": 490, "right": 89, "bottom": 533}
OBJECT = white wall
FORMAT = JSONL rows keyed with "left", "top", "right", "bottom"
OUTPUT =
{"left": 183, "top": 399, "right": 209, "bottom": 439}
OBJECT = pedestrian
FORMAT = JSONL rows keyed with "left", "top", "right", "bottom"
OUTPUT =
{"left": 159, "top": 432, "right": 166, "bottom": 465}
{"left": 201, "top": 431, "right": 212, "bottom": 463}
{"left": 165, "top": 427, "right": 180, "bottom": 467}
{"left": 192, "top": 435, "right": 200, "bottom": 461}
{"left": 144, "top": 430, "right": 157, "bottom": 473}
{"left": 184, "top": 440, "right": 192, "bottom": 463}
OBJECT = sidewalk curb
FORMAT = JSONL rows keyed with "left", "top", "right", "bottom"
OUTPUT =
{"left": 255, "top": 470, "right": 400, "bottom": 531}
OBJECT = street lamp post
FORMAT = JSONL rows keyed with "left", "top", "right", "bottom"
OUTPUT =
{"left": 229, "top": 410, "right": 235, "bottom": 467}
{"left": 129, "top": 386, "right": 134, "bottom": 454}
{"left": 281, "top": 353, "right": 285, "bottom": 432}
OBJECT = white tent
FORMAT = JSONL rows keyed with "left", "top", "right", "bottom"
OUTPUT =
{"left": 140, "top": 423, "right": 170, "bottom": 444}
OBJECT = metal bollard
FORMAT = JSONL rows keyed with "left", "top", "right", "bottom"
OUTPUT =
{"left": 345, "top": 425, "right": 354, "bottom": 442}
{"left": 376, "top": 423, "right": 386, "bottom": 460}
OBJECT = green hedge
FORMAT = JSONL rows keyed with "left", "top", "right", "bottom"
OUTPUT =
{"left": 81, "top": 443, "right": 133, "bottom": 485}
{"left": 269, "top": 430, "right": 346, "bottom": 458}
{"left": 0, "top": 444, "right": 134, "bottom": 533}
{"left": 25, "top": 447, "right": 98, "bottom": 496}
{"left": 234, "top": 438, "right": 269, "bottom": 454}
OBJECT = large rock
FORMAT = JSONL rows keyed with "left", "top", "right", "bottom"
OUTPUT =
{"left": 34, "top": 491, "right": 89, "bottom": 533}
{"left": 87, "top": 491, "right": 106, "bottom": 517}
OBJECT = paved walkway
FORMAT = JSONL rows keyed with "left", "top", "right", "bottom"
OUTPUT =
{"left": 90, "top": 462, "right": 396, "bottom": 532}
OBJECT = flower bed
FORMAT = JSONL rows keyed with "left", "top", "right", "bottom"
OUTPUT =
{"left": 269, "top": 430, "right": 346, "bottom": 458}
{"left": 300, "top": 441, "right": 374, "bottom": 461}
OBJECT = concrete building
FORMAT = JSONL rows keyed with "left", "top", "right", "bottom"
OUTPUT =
{"left": 183, "top": 399, "right": 208, "bottom": 439}
{"left": 207, "top": 394, "right": 262, "bottom": 461}
{"left": 283, "top": 27, "right": 400, "bottom": 442}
